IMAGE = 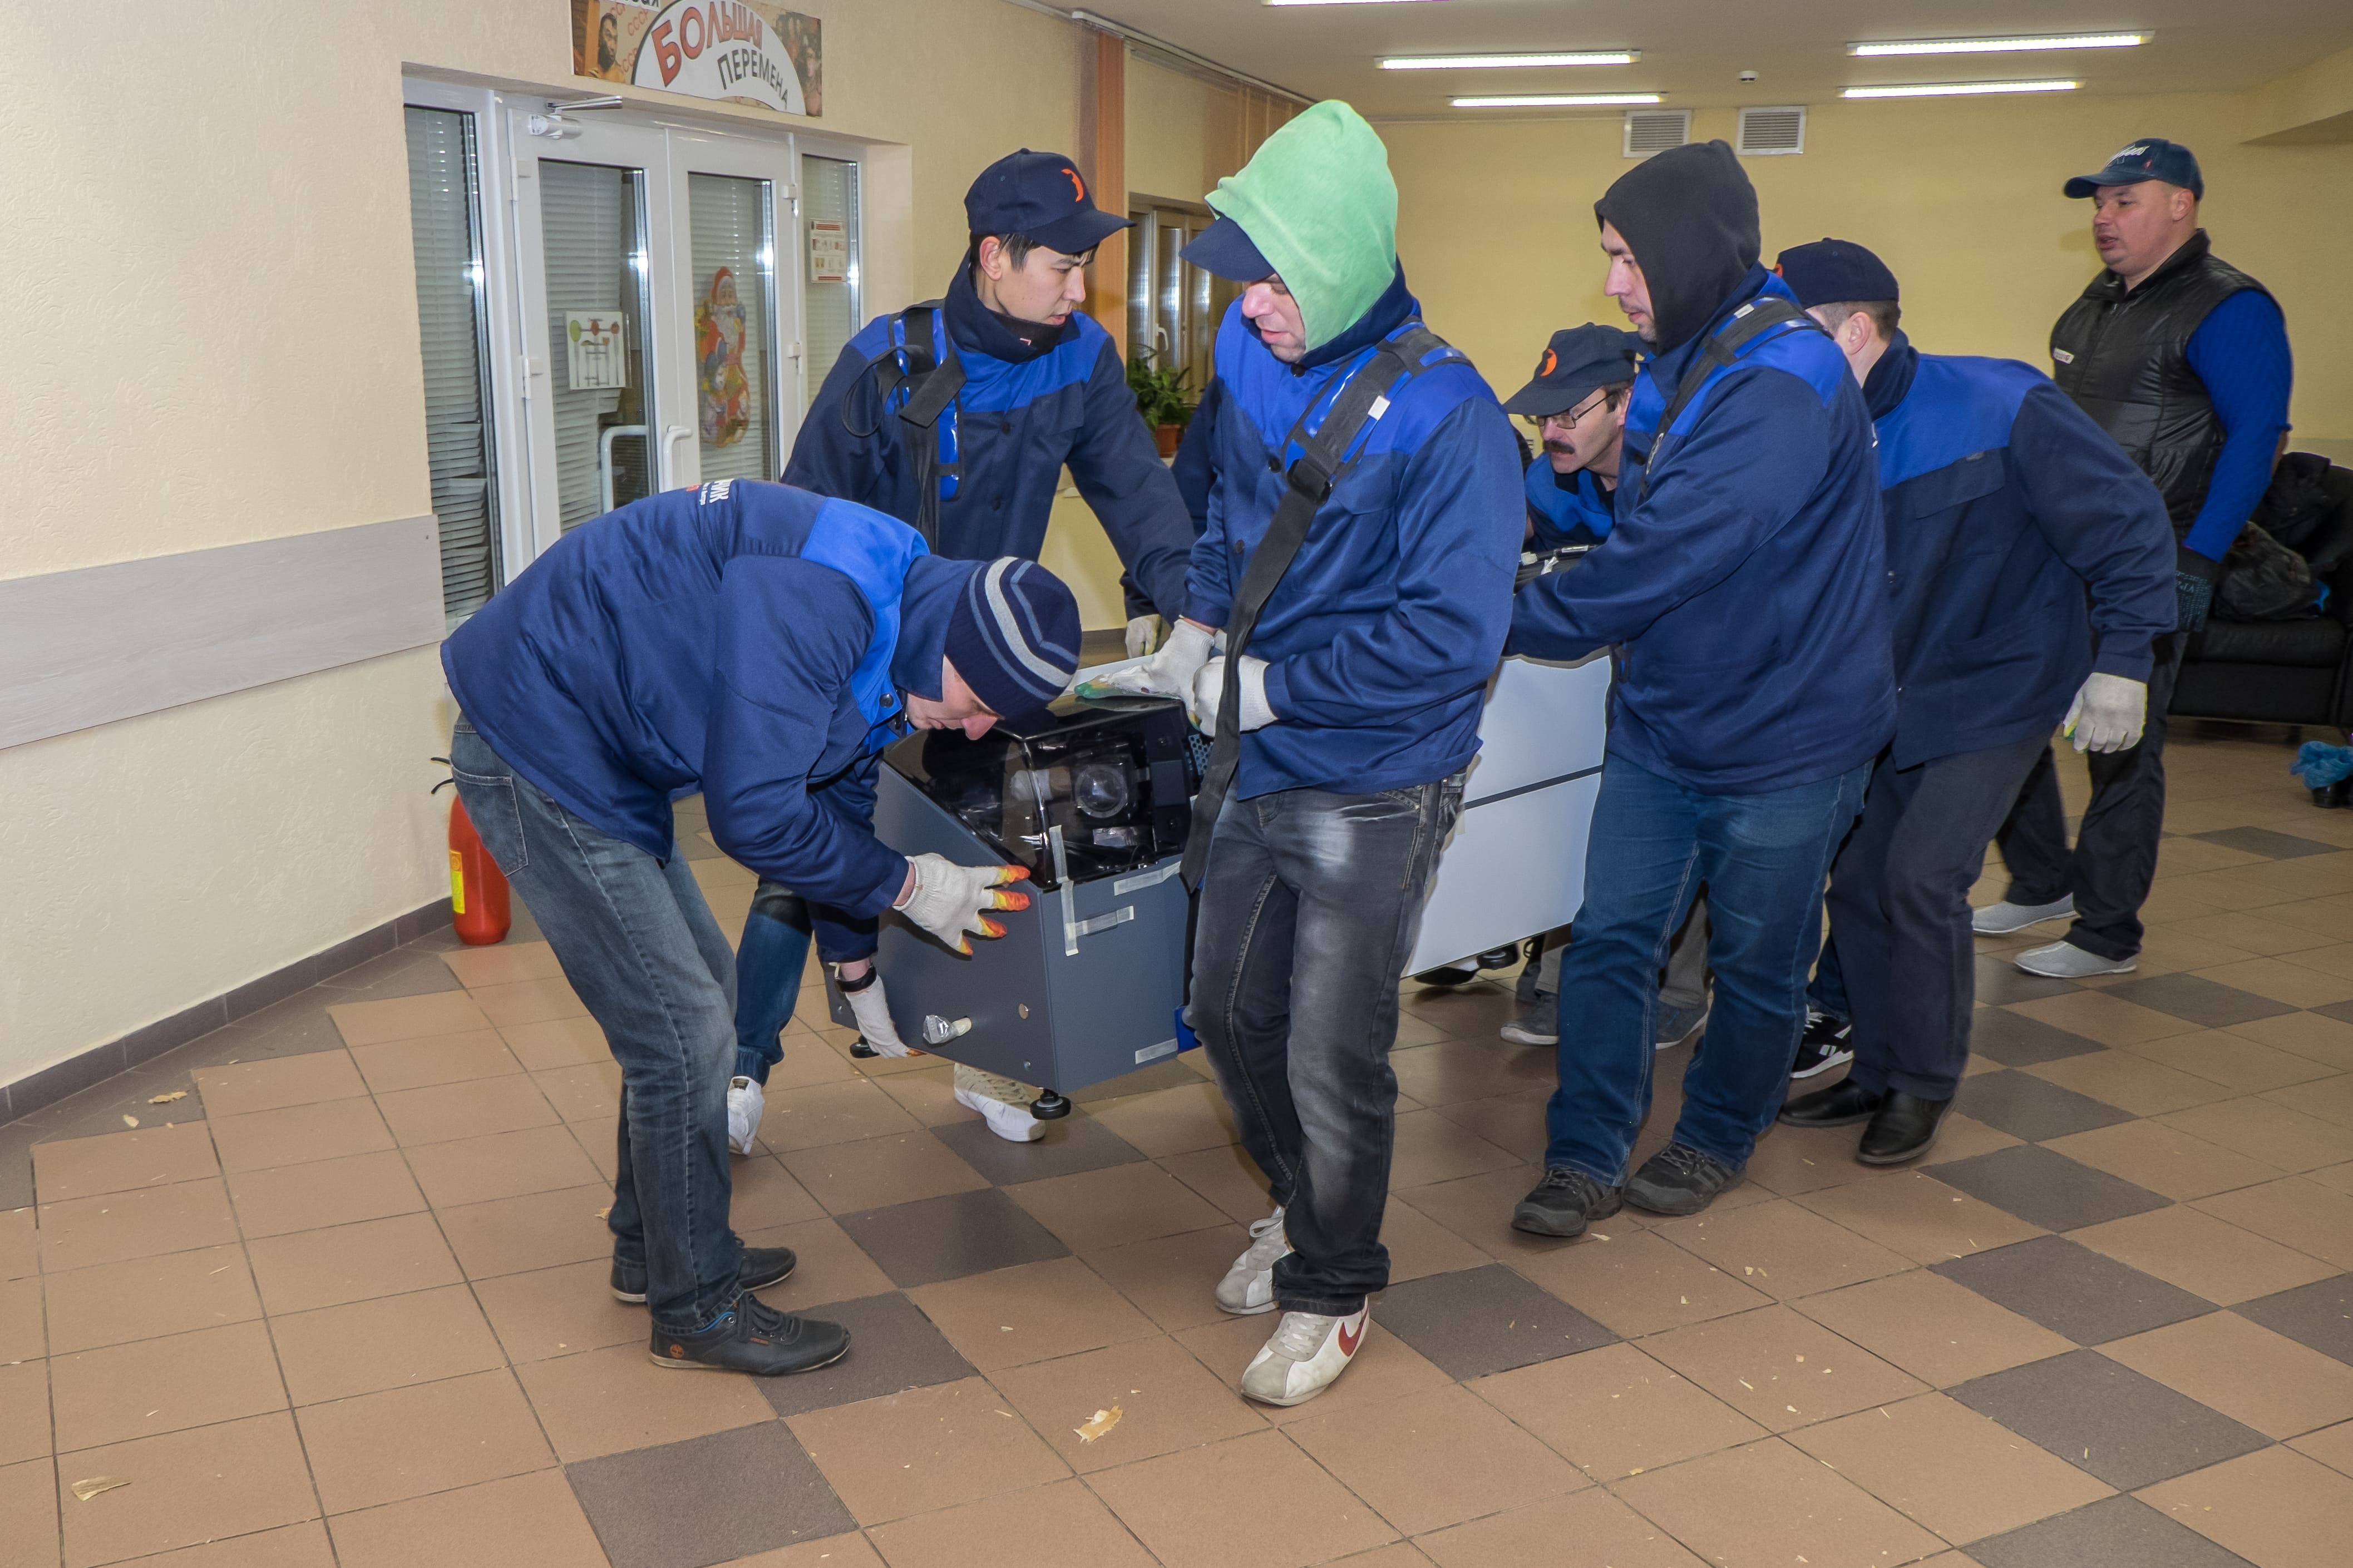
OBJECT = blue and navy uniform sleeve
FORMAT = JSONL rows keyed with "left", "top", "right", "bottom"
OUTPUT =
{"left": 2182, "top": 291, "right": 2294, "bottom": 562}
{"left": 2008, "top": 383, "right": 2179, "bottom": 682}
{"left": 1065, "top": 340, "right": 1199, "bottom": 624}
{"left": 783, "top": 335, "right": 893, "bottom": 506}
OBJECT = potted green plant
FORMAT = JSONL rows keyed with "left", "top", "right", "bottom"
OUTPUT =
{"left": 1128, "top": 350, "right": 1195, "bottom": 459}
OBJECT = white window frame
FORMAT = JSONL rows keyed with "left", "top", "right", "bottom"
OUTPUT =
{"left": 793, "top": 132, "right": 870, "bottom": 413}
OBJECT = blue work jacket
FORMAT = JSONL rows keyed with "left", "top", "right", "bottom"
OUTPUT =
{"left": 1525, "top": 458, "right": 1616, "bottom": 550}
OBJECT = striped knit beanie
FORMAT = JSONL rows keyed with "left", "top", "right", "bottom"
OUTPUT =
{"left": 945, "top": 558, "right": 1082, "bottom": 716}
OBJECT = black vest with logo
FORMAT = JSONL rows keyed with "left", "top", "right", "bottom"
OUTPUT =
{"left": 2048, "top": 230, "right": 2269, "bottom": 538}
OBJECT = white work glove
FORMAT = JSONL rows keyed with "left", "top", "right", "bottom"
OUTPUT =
{"left": 2064, "top": 672, "right": 2148, "bottom": 754}
{"left": 1191, "top": 655, "right": 1276, "bottom": 734}
{"left": 1092, "top": 617, "right": 1213, "bottom": 704}
{"left": 895, "top": 853, "right": 1032, "bottom": 954}
{"left": 837, "top": 968, "right": 915, "bottom": 1058}
{"left": 1124, "top": 615, "right": 1165, "bottom": 659}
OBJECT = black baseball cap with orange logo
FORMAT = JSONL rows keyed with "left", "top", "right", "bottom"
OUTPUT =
{"left": 965, "top": 149, "right": 1133, "bottom": 256}
{"left": 1502, "top": 324, "right": 1643, "bottom": 417}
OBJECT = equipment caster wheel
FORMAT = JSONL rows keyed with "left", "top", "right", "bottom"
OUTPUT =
{"left": 1030, "top": 1090, "right": 1072, "bottom": 1120}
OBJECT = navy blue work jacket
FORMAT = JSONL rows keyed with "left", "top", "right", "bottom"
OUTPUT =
{"left": 1525, "top": 458, "right": 1615, "bottom": 550}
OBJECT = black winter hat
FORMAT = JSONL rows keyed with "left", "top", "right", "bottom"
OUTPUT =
{"left": 944, "top": 558, "right": 1082, "bottom": 718}
{"left": 1594, "top": 140, "right": 1760, "bottom": 354}
{"left": 1774, "top": 239, "right": 1900, "bottom": 309}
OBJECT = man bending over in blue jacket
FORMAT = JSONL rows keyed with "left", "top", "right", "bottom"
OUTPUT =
{"left": 442, "top": 478, "right": 1081, "bottom": 1374}
{"left": 1508, "top": 141, "right": 1895, "bottom": 1236}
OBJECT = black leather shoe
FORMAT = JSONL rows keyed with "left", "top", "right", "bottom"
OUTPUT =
{"left": 649, "top": 1292, "right": 849, "bottom": 1376}
{"left": 1624, "top": 1143, "right": 1743, "bottom": 1216}
{"left": 1779, "top": 1080, "right": 1883, "bottom": 1128}
{"left": 1857, "top": 1092, "right": 1951, "bottom": 1165}
{"left": 1511, "top": 1168, "right": 1624, "bottom": 1238}
{"left": 613, "top": 1245, "right": 797, "bottom": 1305}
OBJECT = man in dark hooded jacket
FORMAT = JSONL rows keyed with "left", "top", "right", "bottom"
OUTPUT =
{"left": 1507, "top": 142, "right": 1893, "bottom": 1235}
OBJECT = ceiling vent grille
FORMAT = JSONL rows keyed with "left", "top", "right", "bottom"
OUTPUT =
{"left": 1737, "top": 105, "right": 1807, "bottom": 156}
{"left": 1622, "top": 108, "right": 1690, "bottom": 159}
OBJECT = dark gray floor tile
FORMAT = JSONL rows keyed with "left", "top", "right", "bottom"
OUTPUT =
{"left": 1969, "top": 1493, "right": 2257, "bottom": 1567}
{"left": 0, "top": 1122, "right": 38, "bottom": 1210}
{"left": 1074, "top": 1058, "right": 1207, "bottom": 1104}
{"left": 224, "top": 989, "right": 351, "bottom": 1053}
{"left": 2236, "top": 1274, "right": 2353, "bottom": 1366}
{"left": 835, "top": 1186, "right": 1070, "bottom": 1289}
{"left": 1935, "top": 1235, "right": 2214, "bottom": 1345}
{"left": 311, "top": 923, "right": 398, "bottom": 981}
{"left": 1957, "top": 1070, "right": 2135, "bottom": 1141}
{"left": 2309, "top": 999, "right": 2353, "bottom": 1030}
{"left": 1375, "top": 1263, "right": 1616, "bottom": 1380}
{"left": 568, "top": 1420, "right": 854, "bottom": 1567}
{"left": 7, "top": 1041, "right": 125, "bottom": 1123}
{"left": 26, "top": 1064, "right": 210, "bottom": 1145}
{"left": 1970, "top": 1008, "right": 2107, "bottom": 1067}
{"left": 314, "top": 949, "right": 465, "bottom": 996}
{"left": 2191, "top": 825, "right": 2342, "bottom": 860}
{"left": 929, "top": 1110, "right": 1144, "bottom": 1185}
{"left": 1950, "top": 1349, "right": 2270, "bottom": 1491}
{"left": 1974, "top": 960, "right": 2086, "bottom": 1008}
{"left": 757, "top": 1292, "right": 979, "bottom": 1418}
{"left": 1930, "top": 1142, "right": 2171, "bottom": 1233}
{"left": 2099, "top": 974, "right": 2297, "bottom": 1028}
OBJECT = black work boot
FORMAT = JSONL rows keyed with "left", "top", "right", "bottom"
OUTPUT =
{"left": 649, "top": 1292, "right": 849, "bottom": 1375}
{"left": 1779, "top": 1080, "right": 1882, "bottom": 1128}
{"left": 1511, "top": 1168, "right": 1623, "bottom": 1238}
{"left": 613, "top": 1245, "right": 797, "bottom": 1305}
{"left": 1624, "top": 1142, "right": 1743, "bottom": 1216}
{"left": 1857, "top": 1092, "right": 1951, "bottom": 1165}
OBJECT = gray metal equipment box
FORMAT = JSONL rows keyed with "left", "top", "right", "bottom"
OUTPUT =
{"left": 844, "top": 694, "right": 1203, "bottom": 1097}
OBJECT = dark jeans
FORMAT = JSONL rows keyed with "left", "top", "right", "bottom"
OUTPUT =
{"left": 1191, "top": 776, "right": 1463, "bottom": 1316}
{"left": 736, "top": 881, "right": 876, "bottom": 1081}
{"left": 1825, "top": 736, "right": 2051, "bottom": 1101}
{"left": 450, "top": 724, "right": 743, "bottom": 1334}
{"left": 1996, "top": 635, "right": 2185, "bottom": 961}
{"left": 1546, "top": 753, "right": 1869, "bottom": 1180}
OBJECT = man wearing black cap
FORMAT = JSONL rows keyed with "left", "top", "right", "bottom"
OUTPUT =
{"left": 728, "top": 149, "right": 1200, "bottom": 1147}
{"left": 1982, "top": 139, "right": 2293, "bottom": 980}
{"left": 1771, "top": 240, "right": 2176, "bottom": 1162}
{"left": 1505, "top": 142, "right": 1892, "bottom": 1236}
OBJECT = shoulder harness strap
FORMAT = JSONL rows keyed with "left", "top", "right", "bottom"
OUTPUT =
{"left": 1637, "top": 297, "right": 1818, "bottom": 503}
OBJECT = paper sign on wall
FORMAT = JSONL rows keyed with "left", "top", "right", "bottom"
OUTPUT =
{"left": 566, "top": 311, "right": 630, "bottom": 391}
{"left": 571, "top": 1, "right": 823, "bottom": 117}
{"left": 808, "top": 220, "right": 847, "bottom": 283}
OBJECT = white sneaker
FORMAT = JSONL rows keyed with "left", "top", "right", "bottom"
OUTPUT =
{"left": 954, "top": 1084, "right": 1045, "bottom": 1142}
{"left": 2015, "top": 939, "right": 2136, "bottom": 978}
{"left": 1215, "top": 1208, "right": 1290, "bottom": 1316}
{"left": 1241, "top": 1305, "right": 1369, "bottom": 1407}
{"left": 725, "top": 1076, "right": 763, "bottom": 1156}
{"left": 1972, "top": 896, "right": 2074, "bottom": 936}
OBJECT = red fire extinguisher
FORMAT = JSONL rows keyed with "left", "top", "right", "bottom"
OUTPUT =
{"left": 433, "top": 777, "right": 512, "bottom": 946}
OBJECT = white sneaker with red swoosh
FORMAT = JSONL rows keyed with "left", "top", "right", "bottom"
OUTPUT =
{"left": 1240, "top": 1305, "right": 1369, "bottom": 1407}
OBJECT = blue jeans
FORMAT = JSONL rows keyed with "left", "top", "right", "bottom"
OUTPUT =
{"left": 735, "top": 880, "right": 876, "bottom": 1081}
{"left": 1546, "top": 752, "right": 1869, "bottom": 1180}
{"left": 450, "top": 724, "right": 743, "bottom": 1334}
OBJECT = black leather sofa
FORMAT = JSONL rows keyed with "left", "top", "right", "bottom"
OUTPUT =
{"left": 2171, "top": 458, "right": 2353, "bottom": 730}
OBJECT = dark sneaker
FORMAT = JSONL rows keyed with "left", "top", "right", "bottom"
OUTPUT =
{"left": 649, "top": 1292, "right": 849, "bottom": 1375}
{"left": 1790, "top": 1010, "right": 1854, "bottom": 1080}
{"left": 613, "top": 1245, "right": 797, "bottom": 1305}
{"left": 1499, "top": 992, "right": 1558, "bottom": 1046}
{"left": 1511, "top": 1167, "right": 1623, "bottom": 1238}
{"left": 1624, "top": 1142, "right": 1743, "bottom": 1216}
{"left": 1412, "top": 963, "right": 1480, "bottom": 987}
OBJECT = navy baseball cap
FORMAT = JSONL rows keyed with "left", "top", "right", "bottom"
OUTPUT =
{"left": 964, "top": 150, "right": 1131, "bottom": 256}
{"left": 2064, "top": 137, "right": 2204, "bottom": 200}
{"left": 1502, "top": 324, "right": 1641, "bottom": 417}
{"left": 1180, "top": 215, "right": 1276, "bottom": 283}
{"left": 1774, "top": 239, "right": 1900, "bottom": 308}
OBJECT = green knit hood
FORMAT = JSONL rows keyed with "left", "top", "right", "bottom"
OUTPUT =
{"left": 1205, "top": 101, "right": 1399, "bottom": 352}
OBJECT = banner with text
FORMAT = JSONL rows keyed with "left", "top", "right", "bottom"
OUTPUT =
{"left": 571, "top": 1, "right": 822, "bottom": 117}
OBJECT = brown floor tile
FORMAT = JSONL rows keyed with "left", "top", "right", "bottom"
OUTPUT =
{"left": 2195, "top": 1176, "right": 2353, "bottom": 1270}
{"left": 1289, "top": 1382, "right": 1585, "bottom": 1536}
{"left": 530, "top": 1062, "right": 622, "bottom": 1124}
{"left": 2164, "top": 911, "right": 2337, "bottom": 957}
{"left": 1082, "top": 1223, "right": 1257, "bottom": 1332}
{"left": 2227, "top": 1010, "right": 2353, "bottom": 1071}
{"left": 1004, "top": 1162, "right": 1226, "bottom": 1254}
{"left": 739, "top": 1216, "right": 894, "bottom": 1312}
{"left": 1611, "top": 1436, "right": 1944, "bottom": 1567}
{"left": 1082, "top": 1080, "right": 1240, "bottom": 1158}
{"left": 727, "top": 1156, "right": 825, "bottom": 1233}
{"left": 1914, "top": 1113, "right": 2028, "bottom": 1168}
{"left": 463, "top": 977, "right": 588, "bottom": 1030}
{"left": 1511, "top": 1228, "right": 1772, "bottom": 1338}
{"left": 1330, "top": 1543, "right": 1437, "bottom": 1567}
{"left": 752, "top": 1030, "right": 864, "bottom": 1095}
{"left": 38, "top": 1179, "right": 238, "bottom": 1273}
{"left": 207, "top": 1099, "right": 395, "bottom": 1174}
{"left": 1744, "top": 1123, "right": 1897, "bottom": 1196}
{"left": 1, "top": 1455, "right": 60, "bottom": 1568}
{"left": 2008, "top": 990, "right": 2206, "bottom": 1046}
{"left": 347, "top": 1030, "right": 522, "bottom": 1094}
{"left": 299, "top": 1367, "right": 554, "bottom": 1512}
{"left": 327, "top": 991, "right": 494, "bottom": 1047}
{"left": 1789, "top": 1391, "right": 2113, "bottom": 1543}
{"left": 496, "top": 1016, "right": 609, "bottom": 1071}
{"left": 2138, "top": 1444, "right": 2353, "bottom": 1568}
{"left": 2195, "top": 957, "right": 2353, "bottom": 1010}
{"left": 1426, "top": 1094, "right": 1551, "bottom": 1166}
{"left": 872, "top": 1065, "right": 966, "bottom": 1126}
{"left": 472, "top": 1259, "right": 644, "bottom": 1364}
{"left": 1380, "top": 1194, "right": 1493, "bottom": 1283}
{"left": 375, "top": 1075, "right": 559, "bottom": 1147}
{"left": 2133, "top": 1029, "right": 2343, "bottom": 1094}
{"left": 1156, "top": 1144, "right": 1276, "bottom": 1225}
{"left": 106, "top": 1520, "right": 336, "bottom": 1567}
{"left": 2071, "top": 1204, "right": 2338, "bottom": 1305}
{"left": 41, "top": 1243, "right": 260, "bottom": 1354}
{"left": 2044, "top": 1119, "right": 2289, "bottom": 1201}
{"left": 2159, "top": 1095, "right": 2353, "bottom": 1172}
{"left": 439, "top": 941, "right": 565, "bottom": 989}
{"left": 864, "top": 1478, "right": 1158, "bottom": 1568}
{"left": 191, "top": 1051, "right": 368, "bottom": 1117}
{"left": 1641, "top": 1304, "right": 1929, "bottom": 1430}
{"left": 0, "top": 1277, "right": 41, "bottom": 1364}
{"left": 780, "top": 1130, "right": 988, "bottom": 1214}
{"left": 1652, "top": 1196, "right": 1913, "bottom": 1300}
{"left": 225, "top": 1149, "right": 425, "bottom": 1239}
{"left": 989, "top": 1333, "right": 1264, "bottom": 1473}
{"left": 31, "top": 1124, "right": 219, "bottom": 1204}
{"left": 2104, "top": 1310, "right": 2353, "bottom": 1438}
{"left": 1175, "top": 1312, "right": 1454, "bottom": 1427}
{"left": 757, "top": 1078, "right": 924, "bottom": 1152}
{"left": 908, "top": 1255, "right": 1156, "bottom": 1372}
{"left": 402, "top": 1124, "right": 606, "bottom": 1209}
{"left": 55, "top": 1411, "right": 317, "bottom": 1568}
{"left": 437, "top": 1184, "right": 613, "bottom": 1280}
{"left": 2280, "top": 1071, "right": 2353, "bottom": 1131}
{"left": 2310, "top": 1159, "right": 2353, "bottom": 1195}
{"left": 1387, "top": 1108, "right": 1522, "bottom": 1189}
{"left": 1392, "top": 1164, "right": 1562, "bottom": 1262}
{"left": 785, "top": 1374, "right": 1067, "bottom": 1525}
{"left": 1416, "top": 1488, "right": 1709, "bottom": 1568}
{"left": 272, "top": 1282, "right": 507, "bottom": 1405}
{"left": 1794, "top": 1171, "right": 2045, "bottom": 1265}
{"left": 516, "top": 1341, "right": 770, "bottom": 1462}
{"left": 2290, "top": 1417, "right": 2353, "bottom": 1477}
{"left": 1085, "top": 1427, "right": 1395, "bottom": 1568}
{"left": 0, "top": 1359, "right": 48, "bottom": 1465}
{"left": 716, "top": 1534, "right": 885, "bottom": 1568}
{"left": 48, "top": 1319, "right": 284, "bottom": 1453}
{"left": 2023, "top": 1049, "right": 2234, "bottom": 1116}
{"left": 245, "top": 1211, "right": 463, "bottom": 1315}
{"left": 1389, "top": 1040, "right": 1553, "bottom": 1108}
{"left": 328, "top": 1469, "right": 609, "bottom": 1568}
{"left": 1471, "top": 1341, "right": 1767, "bottom": 1480}
{"left": 0, "top": 1208, "right": 33, "bottom": 1281}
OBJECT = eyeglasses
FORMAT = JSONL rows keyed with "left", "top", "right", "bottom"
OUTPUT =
{"left": 1520, "top": 387, "right": 1611, "bottom": 431}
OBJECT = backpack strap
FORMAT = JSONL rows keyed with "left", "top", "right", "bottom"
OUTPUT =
{"left": 852, "top": 303, "right": 966, "bottom": 547}
{"left": 1637, "top": 297, "right": 1817, "bottom": 503}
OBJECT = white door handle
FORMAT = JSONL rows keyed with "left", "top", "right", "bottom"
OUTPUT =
{"left": 662, "top": 424, "right": 693, "bottom": 486}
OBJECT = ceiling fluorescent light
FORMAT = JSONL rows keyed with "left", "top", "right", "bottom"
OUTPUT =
{"left": 1383, "top": 52, "right": 1638, "bottom": 70}
{"left": 1850, "top": 34, "right": 2144, "bottom": 57}
{"left": 1454, "top": 93, "right": 1663, "bottom": 108}
{"left": 1842, "top": 80, "right": 2079, "bottom": 99}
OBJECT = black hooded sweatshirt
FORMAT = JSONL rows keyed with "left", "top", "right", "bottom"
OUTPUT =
{"left": 1594, "top": 140, "right": 1760, "bottom": 354}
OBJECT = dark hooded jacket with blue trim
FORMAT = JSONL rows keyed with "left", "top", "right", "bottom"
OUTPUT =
{"left": 1863, "top": 332, "right": 2176, "bottom": 769}
{"left": 1184, "top": 268, "right": 1522, "bottom": 799}
{"left": 787, "top": 267, "right": 1196, "bottom": 621}
{"left": 442, "top": 479, "right": 975, "bottom": 919}
{"left": 1525, "top": 459, "right": 1615, "bottom": 550}
{"left": 1510, "top": 268, "right": 1895, "bottom": 794}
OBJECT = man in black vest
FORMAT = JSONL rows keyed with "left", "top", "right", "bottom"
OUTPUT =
{"left": 1980, "top": 138, "right": 2293, "bottom": 979}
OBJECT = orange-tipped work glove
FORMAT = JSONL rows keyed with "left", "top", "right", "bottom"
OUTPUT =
{"left": 895, "top": 854, "right": 1031, "bottom": 954}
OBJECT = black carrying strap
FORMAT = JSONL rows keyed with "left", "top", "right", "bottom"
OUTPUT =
{"left": 1636, "top": 296, "right": 1814, "bottom": 503}
{"left": 1178, "top": 324, "right": 1451, "bottom": 889}
{"left": 861, "top": 303, "right": 966, "bottom": 547}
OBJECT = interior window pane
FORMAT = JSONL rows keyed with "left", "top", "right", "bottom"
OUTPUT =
{"left": 1127, "top": 209, "right": 1155, "bottom": 364}
{"left": 1155, "top": 210, "right": 1186, "bottom": 378}
{"left": 402, "top": 106, "right": 500, "bottom": 624}
{"left": 687, "top": 172, "right": 776, "bottom": 486}
{"left": 540, "top": 161, "right": 657, "bottom": 530}
{"left": 800, "top": 154, "right": 863, "bottom": 409}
